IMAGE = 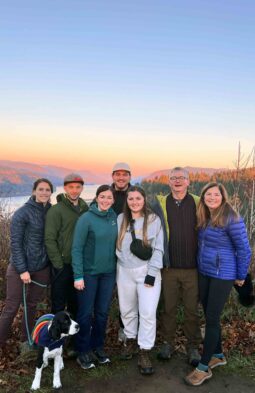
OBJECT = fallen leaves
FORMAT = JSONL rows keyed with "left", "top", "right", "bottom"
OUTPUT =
{"left": 223, "top": 319, "right": 255, "bottom": 356}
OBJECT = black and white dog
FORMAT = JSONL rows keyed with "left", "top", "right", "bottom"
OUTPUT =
{"left": 31, "top": 311, "right": 79, "bottom": 390}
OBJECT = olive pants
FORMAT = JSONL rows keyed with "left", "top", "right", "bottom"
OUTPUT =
{"left": 160, "top": 268, "right": 201, "bottom": 349}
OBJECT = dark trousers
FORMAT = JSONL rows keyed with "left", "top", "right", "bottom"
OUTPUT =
{"left": 199, "top": 273, "right": 234, "bottom": 365}
{"left": 75, "top": 272, "right": 116, "bottom": 353}
{"left": 51, "top": 264, "right": 77, "bottom": 318}
{"left": 161, "top": 268, "right": 201, "bottom": 349}
{"left": 0, "top": 263, "right": 50, "bottom": 346}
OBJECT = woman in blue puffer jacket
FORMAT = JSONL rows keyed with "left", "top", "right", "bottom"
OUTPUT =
{"left": 185, "top": 182, "right": 251, "bottom": 387}
{"left": 0, "top": 178, "right": 53, "bottom": 351}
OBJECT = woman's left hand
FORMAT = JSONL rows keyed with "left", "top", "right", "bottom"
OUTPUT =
{"left": 235, "top": 279, "right": 245, "bottom": 287}
{"left": 74, "top": 279, "right": 85, "bottom": 290}
{"left": 144, "top": 284, "right": 153, "bottom": 288}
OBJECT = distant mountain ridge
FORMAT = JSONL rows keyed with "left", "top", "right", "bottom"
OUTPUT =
{"left": 0, "top": 160, "right": 227, "bottom": 197}
{"left": 0, "top": 160, "right": 110, "bottom": 196}
{"left": 143, "top": 166, "right": 227, "bottom": 182}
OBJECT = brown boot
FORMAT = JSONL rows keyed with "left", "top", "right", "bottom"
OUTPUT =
{"left": 120, "top": 338, "right": 138, "bottom": 360}
{"left": 138, "top": 349, "right": 154, "bottom": 375}
{"left": 184, "top": 368, "right": 212, "bottom": 386}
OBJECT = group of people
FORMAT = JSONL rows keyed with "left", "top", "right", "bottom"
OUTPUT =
{"left": 0, "top": 163, "right": 252, "bottom": 387}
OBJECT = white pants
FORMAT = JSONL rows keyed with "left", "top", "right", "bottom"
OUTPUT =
{"left": 117, "top": 264, "right": 161, "bottom": 350}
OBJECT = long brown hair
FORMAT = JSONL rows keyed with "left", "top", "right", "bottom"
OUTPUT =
{"left": 117, "top": 186, "right": 154, "bottom": 249}
{"left": 197, "top": 182, "right": 239, "bottom": 228}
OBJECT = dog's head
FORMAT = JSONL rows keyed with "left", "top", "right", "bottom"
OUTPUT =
{"left": 49, "top": 311, "right": 80, "bottom": 340}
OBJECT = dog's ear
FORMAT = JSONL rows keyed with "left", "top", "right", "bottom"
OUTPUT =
{"left": 50, "top": 320, "right": 61, "bottom": 340}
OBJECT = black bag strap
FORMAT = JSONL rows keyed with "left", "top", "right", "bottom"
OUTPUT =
{"left": 129, "top": 219, "right": 136, "bottom": 241}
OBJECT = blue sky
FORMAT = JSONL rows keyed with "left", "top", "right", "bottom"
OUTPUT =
{"left": 0, "top": 0, "right": 254, "bottom": 174}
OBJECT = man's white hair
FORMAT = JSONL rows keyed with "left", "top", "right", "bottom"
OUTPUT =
{"left": 169, "top": 167, "right": 189, "bottom": 179}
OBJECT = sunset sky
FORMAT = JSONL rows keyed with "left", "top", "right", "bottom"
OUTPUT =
{"left": 0, "top": 1, "right": 254, "bottom": 176}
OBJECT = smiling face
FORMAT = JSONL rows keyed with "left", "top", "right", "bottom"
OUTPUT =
{"left": 112, "top": 170, "right": 131, "bottom": 191}
{"left": 33, "top": 181, "right": 52, "bottom": 204}
{"left": 169, "top": 170, "right": 190, "bottom": 197}
{"left": 64, "top": 182, "right": 83, "bottom": 202}
{"left": 127, "top": 190, "right": 145, "bottom": 217}
{"left": 204, "top": 186, "right": 223, "bottom": 211}
{"left": 96, "top": 189, "right": 114, "bottom": 211}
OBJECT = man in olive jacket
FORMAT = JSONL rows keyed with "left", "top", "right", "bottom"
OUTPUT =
{"left": 45, "top": 173, "right": 88, "bottom": 317}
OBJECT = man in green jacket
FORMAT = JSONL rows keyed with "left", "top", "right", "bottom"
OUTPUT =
{"left": 45, "top": 173, "right": 88, "bottom": 317}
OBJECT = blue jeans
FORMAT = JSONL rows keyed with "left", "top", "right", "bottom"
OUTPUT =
{"left": 75, "top": 271, "right": 116, "bottom": 353}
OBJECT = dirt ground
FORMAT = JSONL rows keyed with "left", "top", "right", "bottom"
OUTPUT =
{"left": 55, "top": 353, "right": 254, "bottom": 393}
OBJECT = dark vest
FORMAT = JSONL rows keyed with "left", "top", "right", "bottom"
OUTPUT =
{"left": 166, "top": 193, "right": 197, "bottom": 268}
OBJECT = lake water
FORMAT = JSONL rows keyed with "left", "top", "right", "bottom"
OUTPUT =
{"left": 0, "top": 184, "right": 99, "bottom": 214}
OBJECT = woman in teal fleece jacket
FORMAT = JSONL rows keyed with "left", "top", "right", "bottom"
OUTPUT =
{"left": 72, "top": 185, "right": 117, "bottom": 369}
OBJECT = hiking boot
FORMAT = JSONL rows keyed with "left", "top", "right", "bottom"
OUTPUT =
{"left": 184, "top": 368, "right": 212, "bottom": 386}
{"left": 138, "top": 349, "right": 154, "bottom": 375}
{"left": 187, "top": 348, "right": 201, "bottom": 367}
{"left": 120, "top": 338, "right": 138, "bottom": 360}
{"left": 118, "top": 327, "right": 126, "bottom": 343}
{"left": 94, "top": 349, "right": 110, "bottom": 364}
{"left": 208, "top": 356, "right": 227, "bottom": 369}
{"left": 157, "top": 342, "right": 174, "bottom": 360}
{"left": 77, "top": 352, "right": 96, "bottom": 370}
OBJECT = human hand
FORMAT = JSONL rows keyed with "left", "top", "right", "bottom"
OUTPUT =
{"left": 74, "top": 279, "right": 85, "bottom": 290}
{"left": 20, "top": 271, "right": 31, "bottom": 284}
{"left": 235, "top": 279, "right": 245, "bottom": 287}
{"left": 144, "top": 284, "right": 153, "bottom": 288}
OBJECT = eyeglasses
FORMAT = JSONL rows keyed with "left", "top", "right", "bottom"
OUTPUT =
{"left": 169, "top": 176, "right": 187, "bottom": 181}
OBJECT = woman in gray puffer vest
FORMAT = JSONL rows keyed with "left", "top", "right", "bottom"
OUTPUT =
{"left": 0, "top": 178, "right": 53, "bottom": 351}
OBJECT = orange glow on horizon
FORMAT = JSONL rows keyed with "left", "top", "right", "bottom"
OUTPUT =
{"left": 1, "top": 129, "right": 250, "bottom": 176}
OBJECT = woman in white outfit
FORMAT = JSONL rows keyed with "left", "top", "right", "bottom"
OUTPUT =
{"left": 116, "top": 186, "right": 163, "bottom": 375}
